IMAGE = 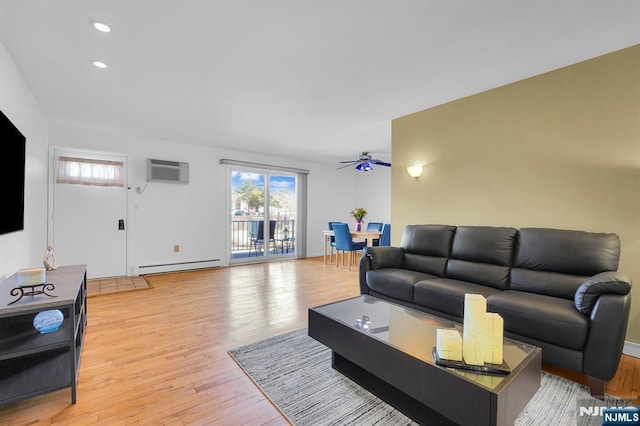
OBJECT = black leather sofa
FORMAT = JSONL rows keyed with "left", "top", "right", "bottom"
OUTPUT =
{"left": 359, "top": 224, "right": 632, "bottom": 397}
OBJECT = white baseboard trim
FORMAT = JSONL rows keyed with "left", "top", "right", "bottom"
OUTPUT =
{"left": 133, "top": 259, "right": 221, "bottom": 276}
{"left": 623, "top": 340, "right": 640, "bottom": 358}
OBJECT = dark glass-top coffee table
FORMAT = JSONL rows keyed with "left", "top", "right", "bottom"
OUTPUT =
{"left": 308, "top": 295, "right": 542, "bottom": 426}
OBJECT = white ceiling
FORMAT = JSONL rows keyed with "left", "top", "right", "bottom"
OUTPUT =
{"left": 1, "top": 1, "right": 639, "bottom": 166}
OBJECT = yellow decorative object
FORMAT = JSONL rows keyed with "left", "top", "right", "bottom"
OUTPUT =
{"left": 436, "top": 329, "right": 463, "bottom": 361}
{"left": 484, "top": 312, "right": 504, "bottom": 364}
{"left": 462, "top": 294, "right": 488, "bottom": 366}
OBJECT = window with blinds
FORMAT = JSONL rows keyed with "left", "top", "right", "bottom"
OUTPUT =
{"left": 56, "top": 156, "right": 125, "bottom": 187}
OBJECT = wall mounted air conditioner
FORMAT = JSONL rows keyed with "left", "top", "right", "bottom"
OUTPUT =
{"left": 146, "top": 158, "right": 189, "bottom": 183}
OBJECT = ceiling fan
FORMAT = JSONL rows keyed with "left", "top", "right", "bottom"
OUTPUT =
{"left": 337, "top": 152, "right": 391, "bottom": 171}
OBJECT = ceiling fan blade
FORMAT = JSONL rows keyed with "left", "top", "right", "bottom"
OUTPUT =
{"left": 338, "top": 160, "right": 358, "bottom": 164}
{"left": 371, "top": 159, "right": 391, "bottom": 167}
{"left": 336, "top": 163, "right": 356, "bottom": 170}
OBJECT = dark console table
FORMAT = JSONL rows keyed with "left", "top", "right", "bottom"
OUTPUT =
{"left": 0, "top": 264, "right": 87, "bottom": 406}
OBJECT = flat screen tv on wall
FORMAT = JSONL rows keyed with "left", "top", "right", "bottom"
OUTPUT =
{"left": 0, "top": 110, "right": 26, "bottom": 235}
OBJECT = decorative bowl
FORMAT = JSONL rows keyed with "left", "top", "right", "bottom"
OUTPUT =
{"left": 33, "top": 309, "right": 64, "bottom": 333}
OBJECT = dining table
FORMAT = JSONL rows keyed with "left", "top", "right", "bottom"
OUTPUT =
{"left": 322, "top": 229, "right": 381, "bottom": 264}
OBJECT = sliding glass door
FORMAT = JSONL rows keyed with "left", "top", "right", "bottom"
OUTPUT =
{"left": 229, "top": 167, "right": 297, "bottom": 263}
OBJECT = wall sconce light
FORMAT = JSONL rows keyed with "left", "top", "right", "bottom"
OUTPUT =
{"left": 406, "top": 165, "right": 423, "bottom": 178}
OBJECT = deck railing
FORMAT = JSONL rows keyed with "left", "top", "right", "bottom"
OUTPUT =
{"left": 231, "top": 218, "right": 295, "bottom": 258}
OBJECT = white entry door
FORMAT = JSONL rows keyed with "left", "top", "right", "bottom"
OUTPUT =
{"left": 51, "top": 149, "right": 128, "bottom": 279}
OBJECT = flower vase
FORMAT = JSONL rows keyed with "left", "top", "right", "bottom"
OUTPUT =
{"left": 355, "top": 221, "right": 362, "bottom": 232}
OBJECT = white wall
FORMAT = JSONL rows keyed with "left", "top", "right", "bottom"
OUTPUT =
{"left": 0, "top": 38, "right": 391, "bottom": 279}
{"left": 49, "top": 122, "right": 390, "bottom": 274}
{"left": 0, "top": 41, "right": 49, "bottom": 280}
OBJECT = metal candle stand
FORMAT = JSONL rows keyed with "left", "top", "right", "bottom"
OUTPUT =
{"left": 8, "top": 283, "right": 57, "bottom": 305}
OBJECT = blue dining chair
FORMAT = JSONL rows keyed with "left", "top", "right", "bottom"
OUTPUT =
{"left": 378, "top": 223, "right": 391, "bottom": 246}
{"left": 327, "top": 221, "right": 342, "bottom": 264}
{"left": 367, "top": 222, "right": 383, "bottom": 231}
{"left": 332, "top": 222, "right": 366, "bottom": 269}
{"left": 367, "top": 222, "right": 383, "bottom": 245}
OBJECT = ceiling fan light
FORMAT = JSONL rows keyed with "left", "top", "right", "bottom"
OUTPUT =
{"left": 356, "top": 162, "right": 372, "bottom": 172}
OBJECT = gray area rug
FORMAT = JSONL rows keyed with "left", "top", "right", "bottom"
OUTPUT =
{"left": 229, "top": 329, "right": 635, "bottom": 425}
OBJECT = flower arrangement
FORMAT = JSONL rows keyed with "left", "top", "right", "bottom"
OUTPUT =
{"left": 350, "top": 207, "right": 368, "bottom": 222}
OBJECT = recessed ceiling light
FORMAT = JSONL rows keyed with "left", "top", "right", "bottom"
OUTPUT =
{"left": 92, "top": 21, "right": 111, "bottom": 33}
{"left": 92, "top": 61, "right": 108, "bottom": 69}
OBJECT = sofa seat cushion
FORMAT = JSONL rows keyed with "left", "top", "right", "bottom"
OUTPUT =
{"left": 367, "top": 269, "right": 436, "bottom": 303}
{"left": 414, "top": 278, "right": 502, "bottom": 318}
{"left": 487, "top": 290, "right": 588, "bottom": 350}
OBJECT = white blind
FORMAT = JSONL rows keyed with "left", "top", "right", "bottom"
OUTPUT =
{"left": 56, "top": 156, "right": 125, "bottom": 187}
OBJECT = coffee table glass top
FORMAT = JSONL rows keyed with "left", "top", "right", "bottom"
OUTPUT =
{"left": 311, "top": 295, "right": 540, "bottom": 391}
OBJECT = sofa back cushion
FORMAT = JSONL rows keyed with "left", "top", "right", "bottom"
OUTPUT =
{"left": 445, "top": 226, "right": 517, "bottom": 290}
{"left": 511, "top": 228, "right": 621, "bottom": 299}
{"left": 400, "top": 225, "right": 456, "bottom": 276}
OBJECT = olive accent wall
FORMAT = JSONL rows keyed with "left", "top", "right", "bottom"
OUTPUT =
{"left": 391, "top": 44, "right": 640, "bottom": 343}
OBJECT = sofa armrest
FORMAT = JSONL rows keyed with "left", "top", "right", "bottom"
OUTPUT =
{"left": 574, "top": 271, "right": 632, "bottom": 314}
{"left": 366, "top": 246, "right": 404, "bottom": 269}
{"left": 583, "top": 293, "right": 632, "bottom": 381}
{"left": 358, "top": 247, "right": 404, "bottom": 295}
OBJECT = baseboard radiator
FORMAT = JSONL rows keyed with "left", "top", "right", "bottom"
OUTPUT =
{"left": 623, "top": 340, "right": 640, "bottom": 358}
{"left": 133, "top": 259, "right": 221, "bottom": 276}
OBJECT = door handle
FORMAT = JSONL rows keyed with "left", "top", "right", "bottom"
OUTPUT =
{"left": 118, "top": 219, "right": 125, "bottom": 230}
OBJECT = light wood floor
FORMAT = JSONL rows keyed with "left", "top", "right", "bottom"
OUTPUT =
{"left": 1, "top": 257, "right": 638, "bottom": 425}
